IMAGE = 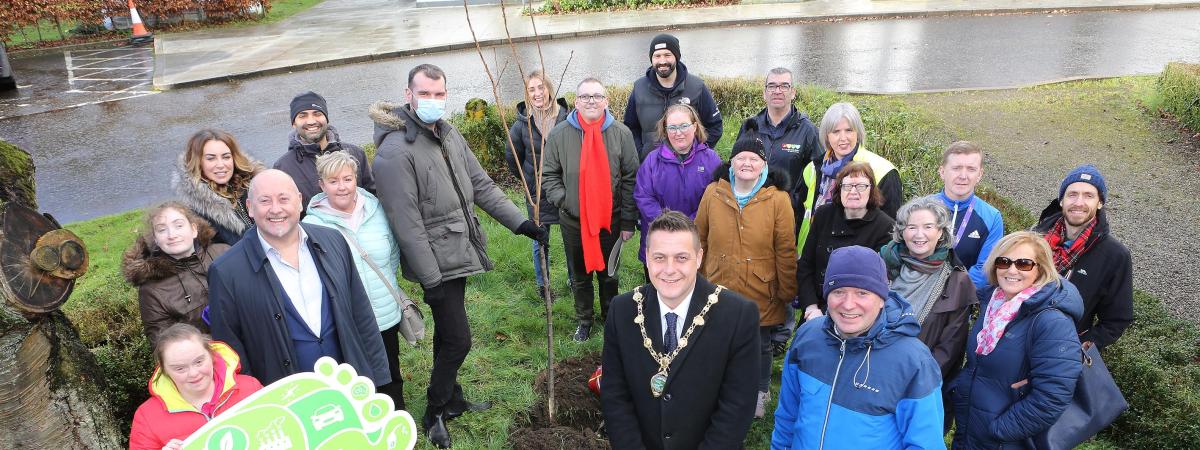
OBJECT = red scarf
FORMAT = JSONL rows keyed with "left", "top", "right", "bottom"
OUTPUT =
{"left": 1043, "top": 216, "right": 1098, "bottom": 273}
{"left": 577, "top": 111, "right": 613, "bottom": 273}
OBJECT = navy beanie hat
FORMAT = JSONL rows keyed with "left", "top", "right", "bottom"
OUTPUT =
{"left": 290, "top": 91, "right": 328, "bottom": 123}
{"left": 823, "top": 246, "right": 890, "bottom": 301}
{"left": 1058, "top": 164, "right": 1107, "bottom": 202}
{"left": 649, "top": 34, "right": 681, "bottom": 61}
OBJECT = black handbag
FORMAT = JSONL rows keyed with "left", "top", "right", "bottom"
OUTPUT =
{"left": 1026, "top": 310, "right": 1129, "bottom": 450}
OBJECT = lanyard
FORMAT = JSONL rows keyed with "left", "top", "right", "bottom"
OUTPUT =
{"left": 953, "top": 199, "right": 975, "bottom": 246}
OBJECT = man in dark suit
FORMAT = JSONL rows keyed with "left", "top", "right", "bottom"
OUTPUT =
{"left": 601, "top": 210, "right": 759, "bottom": 449}
{"left": 208, "top": 169, "right": 390, "bottom": 388}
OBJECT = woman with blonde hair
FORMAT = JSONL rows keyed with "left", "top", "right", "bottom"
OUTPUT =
{"left": 123, "top": 201, "right": 231, "bottom": 345}
{"left": 303, "top": 151, "right": 407, "bottom": 409}
{"left": 506, "top": 69, "right": 571, "bottom": 298}
{"left": 951, "top": 231, "right": 1084, "bottom": 448}
{"left": 173, "top": 129, "right": 264, "bottom": 245}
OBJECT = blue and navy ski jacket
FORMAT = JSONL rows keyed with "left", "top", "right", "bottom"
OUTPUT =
{"left": 772, "top": 292, "right": 945, "bottom": 450}
{"left": 936, "top": 191, "right": 1004, "bottom": 287}
{"left": 950, "top": 282, "right": 1084, "bottom": 449}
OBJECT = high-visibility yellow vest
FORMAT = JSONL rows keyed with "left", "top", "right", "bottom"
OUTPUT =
{"left": 797, "top": 148, "right": 897, "bottom": 252}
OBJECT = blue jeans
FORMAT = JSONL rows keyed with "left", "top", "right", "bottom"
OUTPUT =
{"left": 533, "top": 224, "right": 572, "bottom": 287}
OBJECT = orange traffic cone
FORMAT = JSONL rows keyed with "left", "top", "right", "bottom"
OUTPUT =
{"left": 128, "top": 0, "right": 153, "bottom": 45}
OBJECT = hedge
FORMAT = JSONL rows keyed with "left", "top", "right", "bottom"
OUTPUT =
{"left": 1, "top": 0, "right": 269, "bottom": 45}
{"left": 1156, "top": 62, "right": 1200, "bottom": 133}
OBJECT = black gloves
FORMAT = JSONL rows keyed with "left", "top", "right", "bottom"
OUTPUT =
{"left": 516, "top": 220, "right": 549, "bottom": 246}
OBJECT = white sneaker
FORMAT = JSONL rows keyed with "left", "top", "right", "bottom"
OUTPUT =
{"left": 755, "top": 390, "right": 770, "bottom": 419}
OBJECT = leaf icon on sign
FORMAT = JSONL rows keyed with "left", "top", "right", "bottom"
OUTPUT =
{"left": 220, "top": 431, "right": 233, "bottom": 450}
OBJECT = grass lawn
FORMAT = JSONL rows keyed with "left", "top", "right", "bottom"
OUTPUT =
{"left": 61, "top": 78, "right": 1183, "bottom": 448}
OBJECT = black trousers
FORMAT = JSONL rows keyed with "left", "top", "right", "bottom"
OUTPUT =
{"left": 377, "top": 322, "right": 406, "bottom": 410}
{"left": 561, "top": 223, "right": 620, "bottom": 326}
{"left": 423, "top": 277, "right": 470, "bottom": 410}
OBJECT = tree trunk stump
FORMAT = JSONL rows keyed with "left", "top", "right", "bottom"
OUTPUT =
{"left": 0, "top": 140, "right": 122, "bottom": 449}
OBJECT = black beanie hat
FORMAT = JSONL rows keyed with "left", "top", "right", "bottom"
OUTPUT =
{"left": 649, "top": 33, "right": 681, "bottom": 61}
{"left": 290, "top": 91, "right": 328, "bottom": 123}
{"left": 730, "top": 119, "right": 766, "bottom": 161}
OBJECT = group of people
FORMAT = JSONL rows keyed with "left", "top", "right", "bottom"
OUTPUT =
{"left": 119, "top": 32, "right": 1135, "bottom": 450}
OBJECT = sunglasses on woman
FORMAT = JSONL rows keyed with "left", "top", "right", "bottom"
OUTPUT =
{"left": 994, "top": 257, "right": 1037, "bottom": 271}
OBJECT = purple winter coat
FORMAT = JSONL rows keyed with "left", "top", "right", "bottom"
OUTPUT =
{"left": 634, "top": 141, "right": 722, "bottom": 261}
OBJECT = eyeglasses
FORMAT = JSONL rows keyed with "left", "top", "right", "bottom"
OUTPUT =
{"left": 841, "top": 183, "right": 871, "bottom": 193}
{"left": 765, "top": 83, "right": 793, "bottom": 92}
{"left": 577, "top": 94, "right": 607, "bottom": 103}
{"left": 994, "top": 257, "right": 1038, "bottom": 271}
{"left": 665, "top": 123, "right": 693, "bottom": 133}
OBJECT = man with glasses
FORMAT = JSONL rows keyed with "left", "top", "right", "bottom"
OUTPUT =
{"left": 543, "top": 77, "right": 641, "bottom": 342}
{"left": 369, "top": 63, "right": 548, "bottom": 448}
{"left": 624, "top": 33, "right": 722, "bottom": 159}
{"left": 741, "top": 68, "right": 823, "bottom": 357}
{"left": 741, "top": 67, "right": 823, "bottom": 212}
{"left": 1032, "top": 164, "right": 1133, "bottom": 351}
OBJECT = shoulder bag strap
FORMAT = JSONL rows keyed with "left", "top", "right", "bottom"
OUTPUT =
{"left": 332, "top": 225, "right": 416, "bottom": 311}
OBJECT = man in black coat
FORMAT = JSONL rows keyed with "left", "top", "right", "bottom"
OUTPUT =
{"left": 602, "top": 210, "right": 759, "bottom": 449}
{"left": 274, "top": 91, "right": 376, "bottom": 207}
{"left": 623, "top": 33, "right": 722, "bottom": 158}
{"left": 208, "top": 169, "right": 390, "bottom": 388}
{"left": 1033, "top": 164, "right": 1133, "bottom": 350}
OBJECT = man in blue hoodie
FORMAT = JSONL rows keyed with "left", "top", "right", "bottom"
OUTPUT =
{"left": 624, "top": 34, "right": 722, "bottom": 159}
{"left": 935, "top": 141, "right": 1004, "bottom": 287}
{"left": 773, "top": 245, "right": 944, "bottom": 450}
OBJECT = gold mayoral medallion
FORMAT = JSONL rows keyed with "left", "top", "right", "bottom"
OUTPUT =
{"left": 631, "top": 285, "right": 724, "bottom": 398}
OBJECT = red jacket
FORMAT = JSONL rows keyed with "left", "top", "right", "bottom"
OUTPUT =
{"left": 128, "top": 342, "right": 263, "bottom": 450}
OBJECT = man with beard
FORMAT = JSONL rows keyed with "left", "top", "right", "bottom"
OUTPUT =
{"left": 275, "top": 91, "right": 376, "bottom": 206}
{"left": 207, "top": 170, "right": 391, "bottom": 389}
{"left": 624, "top": 33, "right": 722, "bottom": 159}
{"left": 1033, "top": 164, "right": 1133, "bottom": 350}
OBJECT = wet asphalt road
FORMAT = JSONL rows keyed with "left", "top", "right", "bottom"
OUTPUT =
{"left": 2, "top": 9, "right": 1199, "bottom": 223}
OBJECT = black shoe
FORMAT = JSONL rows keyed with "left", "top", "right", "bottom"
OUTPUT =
{"left": 422, "top": 409, "right": 452, "bottom": 448}
{"left": 445, "top": 398, "right": 492, "bottom": 421}
{"left": 573, "top": 324, "right": 592, "bottom": 342}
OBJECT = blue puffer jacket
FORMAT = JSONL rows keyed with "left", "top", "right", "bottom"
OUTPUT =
{"left": 303, "top": 188, "right": 402, "bottom": 331}
{"left": 772, "top": 292, "right": 945, "bottom": 450}
{"left": 950, "top": 282, "right": 1084, "bottom": 449}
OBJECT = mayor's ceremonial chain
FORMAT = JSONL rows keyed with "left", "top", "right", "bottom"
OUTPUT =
{"left": 633, "top": 285, "right": 723, "bottom": 397}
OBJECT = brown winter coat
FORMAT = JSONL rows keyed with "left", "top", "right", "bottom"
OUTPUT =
{"left": 695, "top": 165, "right": 797, "bottom": 326}
{"left": 121, "top": 219, "right": 230, "bottom": 345}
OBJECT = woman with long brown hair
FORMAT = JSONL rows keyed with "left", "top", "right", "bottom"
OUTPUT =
{"left": 173, "top": 129, "right": 264, "bottom": 245}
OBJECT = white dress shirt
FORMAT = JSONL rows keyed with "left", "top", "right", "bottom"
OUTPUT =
{"left": 259, "top": 227, "right": 325, "bottom": 335}
{"left": 657, "top": 288, "right": 694, "bottom": 344}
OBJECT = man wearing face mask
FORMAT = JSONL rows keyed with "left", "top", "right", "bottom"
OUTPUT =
{"left": 624, "top": 33, "right": 722, "bottom": 159}
{"left": 368, "top": 64, "right": 548, "bottom": 449}
{"left": 274, "top": 91, "right": 375, "bottom": 207}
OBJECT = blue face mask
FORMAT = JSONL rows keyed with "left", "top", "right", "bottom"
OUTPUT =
{"left": 414, "top": 98, "right": 446, "bottom": 123}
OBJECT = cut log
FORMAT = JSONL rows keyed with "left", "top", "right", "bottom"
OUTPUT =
{"left": 0, "top": 140, "right": 122, "bottom": 449}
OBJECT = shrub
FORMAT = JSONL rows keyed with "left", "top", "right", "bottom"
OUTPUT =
{"left": 1101, "top": 291, "right": 1200, "bottom": 449}
{"left": 1155, "top": 62, "right": 1200, "bottom": 133}
{"left": 448, "top": 98, "right": 518, "bottom": 185}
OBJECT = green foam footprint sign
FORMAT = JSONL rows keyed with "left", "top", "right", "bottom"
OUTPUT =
{"left": 182, "top": 357, "right": 418, "bottom": 450}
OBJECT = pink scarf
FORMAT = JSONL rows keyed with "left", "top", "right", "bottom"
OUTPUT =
{"left": 975, "top": 285, "right": 1040, "bottom": 355}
